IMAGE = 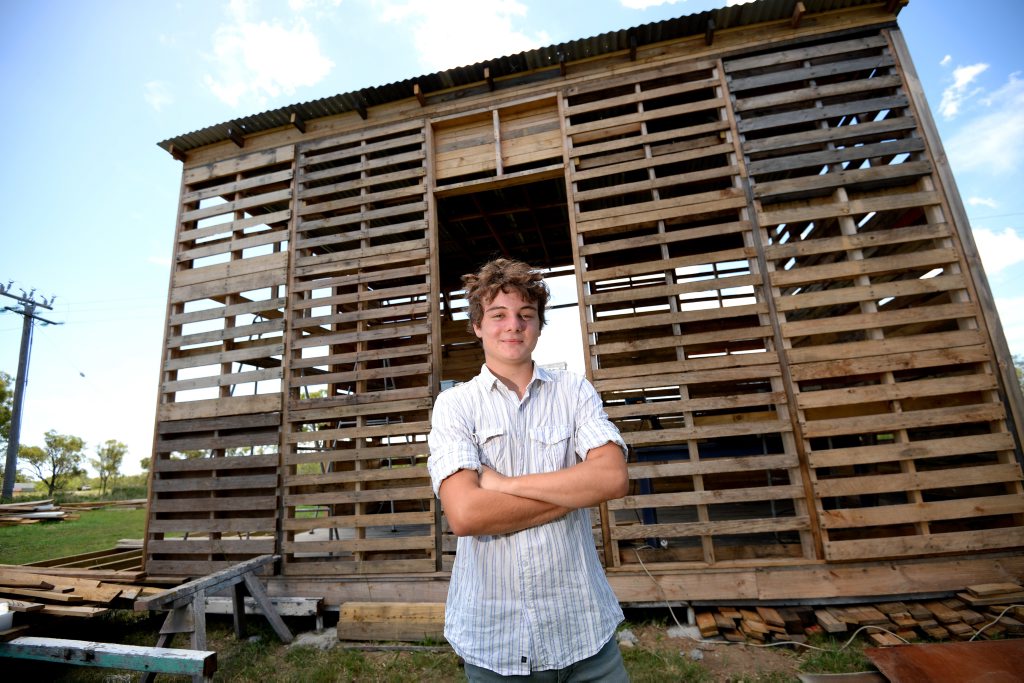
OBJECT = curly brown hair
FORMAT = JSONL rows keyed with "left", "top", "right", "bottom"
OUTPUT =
{"left": 462, "top": 258, "right": 550, "bottom": 331}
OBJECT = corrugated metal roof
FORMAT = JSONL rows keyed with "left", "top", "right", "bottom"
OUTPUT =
{"left": 158, "top": 0, "right": 903, "bottom": 157}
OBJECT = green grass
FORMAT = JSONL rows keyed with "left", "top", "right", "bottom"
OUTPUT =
{"left": 621, "top": 647, "right": 715, "bottom": 682}
{"left": 797, "top": 634, "right": 874, "bottom": 674}
{"left": 0, "top": 507, "right": 146, "bottom": 565}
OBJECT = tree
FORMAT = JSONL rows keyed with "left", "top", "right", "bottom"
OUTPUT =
{"left": 140, "top": 456, "right": 150, "bottom": 472}
{"left": 1014, "top": 355, "right": 1024, "bottom": 394}
{"left": 0, "top": 371, "right": 12, "bottom": 480}
{"left": 20, "top": 430, "right": 86, "bottom": 496}
{"left": 91, "top": 439, "right": 126, "bottom": 495}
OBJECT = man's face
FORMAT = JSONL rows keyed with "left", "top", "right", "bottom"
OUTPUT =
{"left": 473, "top": 289, "right": 542, "bottom": 369}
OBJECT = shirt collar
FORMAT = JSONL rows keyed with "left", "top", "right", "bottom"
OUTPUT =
{"left": 477, "top": 362, "right": 554, "bottom": 391}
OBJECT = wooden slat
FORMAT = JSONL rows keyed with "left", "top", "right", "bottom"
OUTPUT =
{"left": 820, "top": 494, "right": 1024, "bottom": 529}
{"left": 809, "top": 433, "right": 1016, "bottom": 469}
{"left": 813, "top": 462, "right": 1021, "bottom": 498}
{"left": 824, "top": 527, "right": 1024, "bottom": 561}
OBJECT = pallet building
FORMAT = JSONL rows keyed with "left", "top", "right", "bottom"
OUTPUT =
{"left": 147, "top": 0, "right": 1024, "bottom": 608}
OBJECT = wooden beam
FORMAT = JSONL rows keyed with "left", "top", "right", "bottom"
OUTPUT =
{"left": 168, "top": 144, "right": 187, "bottom": 163}
{"left": 289, "top": 112, "right": 306, "bottom": 134}
{"left": 355, "top": 98, "right": 368, "bottom": 120}
{"left": 791, "top": 1, "right": 806, "bottom": 28}
{"left": 0, "top": 637, "right": 216, "bottom": 678}
{"left": 135, "top": 555, "right": 278, "bottom": 612}
{"left": 413, "top": 83, "right": 426, "bottom": 107}
{"left": 629, "top": 34, "right": 638, "bottom": 62}
{"left": 483, "top": 66, "right": 494, "bottom": 91}
{"left": 559, "top": 52, "right": 567, "bottom": 77}
{"left": 225, "top": 123, "right": 245, "bottom": 148}
{"left": 705, "top": 18, "right": 716, "bottom": 46}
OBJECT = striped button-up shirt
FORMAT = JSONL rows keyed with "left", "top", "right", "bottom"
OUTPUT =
{"left": 427, "top": 363, "right": 627, "bottom": 675}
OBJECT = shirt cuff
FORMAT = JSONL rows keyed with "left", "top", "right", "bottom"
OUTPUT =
{"left": 576, "top": 420, "right": 628, "bottom": 460}
{"left": 427, "top": 449, "right": 481, "bottom": 497}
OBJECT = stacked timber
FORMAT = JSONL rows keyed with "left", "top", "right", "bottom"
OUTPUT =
{"left": 0, "top": 567, "right": 161, "bottom": 626}
{"left": 693, "top": 582, "right": 1024, "bottom": 646}
{"left": 0, "top": 499, "right": 76, "bottom": 525}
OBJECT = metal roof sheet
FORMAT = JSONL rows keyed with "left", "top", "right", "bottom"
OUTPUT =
{"left": 158, "top": 0, "right": 902, "bottom": 156}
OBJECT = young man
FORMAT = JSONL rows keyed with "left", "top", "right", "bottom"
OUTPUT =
{"left": 427, "top": 258, "right": 630, "bottom": 681}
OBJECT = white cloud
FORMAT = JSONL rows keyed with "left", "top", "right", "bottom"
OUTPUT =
{"left": 940, "top": 54, "right": 952, "bottom": 67}
{"left": 203, "top": 6, "right": 334, "bottom": 108}
{"left": 973, "top": 226, "right": 1024, "bottom": 276}
{"left": 289, "top": 0, "right": 343, "bottom": 11}
{"left": 967, "top": 196, "right": 998, "bottom": 209}
{"left": 946, "top": 73, "right": 1024, "bottom": 175}
{"left": 939, "top": 62, "right": 988, "bottom": 118}
{"left": 143, "top": 81, "right": 173, "bottom": 111}
{"left": 620, "top": 0, "right": 685, "bottom": 8}
{"left": 375, "top": 0, "right": 550, "bottom": 72}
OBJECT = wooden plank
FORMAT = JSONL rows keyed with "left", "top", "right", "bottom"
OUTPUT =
{"left": 148, "top": 496, "right": 277, "bottom": 514}
{"left": 760, "top": 190, "right": 941, "bottom": 228}
{"left": 814, "top": 462, "right": 1021, "bottom": 498}
{"left": 820, "top": 495, "right": 1024, "bottom": 529}
{"left": 608, "top": 484, "right": 803, "bottom": 511}
{"left": 609, "top": 516, "right": 809, "bottom": 540}
{"left": 967, "top": 582, "right": 1024, "bottom": 598}
{"left": 755, "top": 160, "right": 932, "bottom": 201}
{"left": 825, "top": 527, "right": 1024, "bottom": 561}
{"left": 730, "top": 53, "right": 895, "bottom": 95}
{"left": 782, "top": 302, "right": 977, "bottom": 338}
{"left": 337, "top": 602, "right": 445, "bottom": 642}
{"left": 788, "top": 333, "right": 989, "bottom": 374}
{"left": 284, "top": 485, "right": 432, "bottom": 508}
{"left": 725, "top": 33, "right": 888, "bottom": 73}
{"left": 0, "top": 600, "right": 44, "bottom": 612}
{"left": 0, "top": 636, "right": 216, "bottom": 677}
{"left": 797, "top": 374, "right": 997, "bottom": 411}
{"left": 748, "top": 135, "right": 922, "bottom": 177}
{"left": 801, "top": 403, "right": 1006, "bottom": 440}
{"left": 626, "top": 454, "right": 797, "bottom": 481}
{"left": 147, "top": 539, "right": 276, "bottom": 555}
{"left": 184, "top": 145, "right": 293, "bottom": 184}
{"left": 136, "top": 555, "right": 277, "bottom": 611}
{"left": 157, "top": 395, "right": 282, "bottom": 422}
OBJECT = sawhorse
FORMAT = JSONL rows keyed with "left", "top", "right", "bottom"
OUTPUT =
{"left": 134, "top": 554, "right": 293, "bottom": 682}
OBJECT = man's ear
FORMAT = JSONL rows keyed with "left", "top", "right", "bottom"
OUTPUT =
{"left": 473, "top": 323, "right": 483, "bottom": 339}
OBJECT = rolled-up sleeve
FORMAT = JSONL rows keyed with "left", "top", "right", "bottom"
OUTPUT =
{"left": 427, "top": 389, "right": 482, "bottom": 497}
{"left": 573, "top": 378, "right": 627, "bottom": 460}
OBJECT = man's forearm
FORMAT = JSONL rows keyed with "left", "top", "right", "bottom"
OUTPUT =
{"left": 480, "top": 442, "right": 628, "bottom": 509}
{"left": 439, "top": 469, "right": 570, "bottom": 536}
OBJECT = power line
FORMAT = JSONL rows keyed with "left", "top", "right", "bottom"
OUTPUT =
{"left": 1, "top": 281, "right": 62, "bottom": 501}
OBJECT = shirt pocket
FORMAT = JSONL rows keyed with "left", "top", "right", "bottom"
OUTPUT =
{"left": 475, "top": 425, "right": 506, "bottom": 470}
{"left": 529, "top": 424, "right": 573, "bottom": 470}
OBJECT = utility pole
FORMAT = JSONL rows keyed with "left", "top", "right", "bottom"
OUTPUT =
{"left": 1, "top": 282, "right": 61, "bottom": 501}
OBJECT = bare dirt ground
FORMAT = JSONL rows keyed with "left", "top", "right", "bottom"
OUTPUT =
{"left": 625, "top": 621, "right": 804, "bottom": 681}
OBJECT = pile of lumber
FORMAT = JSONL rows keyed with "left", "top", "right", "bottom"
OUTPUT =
{"left": 0, "top": 566, "right": 162, "bottom": 634}
{"left": 0, "top": 500, "right": 76, "bottom": 525}
{"left": 694, "top": 582, "right": 1024, "bottom": 647}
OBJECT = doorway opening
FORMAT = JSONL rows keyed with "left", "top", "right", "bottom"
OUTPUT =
{"left": 435, "top": 176, "right": 584, "bottom": 384}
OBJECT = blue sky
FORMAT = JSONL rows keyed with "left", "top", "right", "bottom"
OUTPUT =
{"left": 2, "top": 0, "right": 1022, "bottom": 476}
